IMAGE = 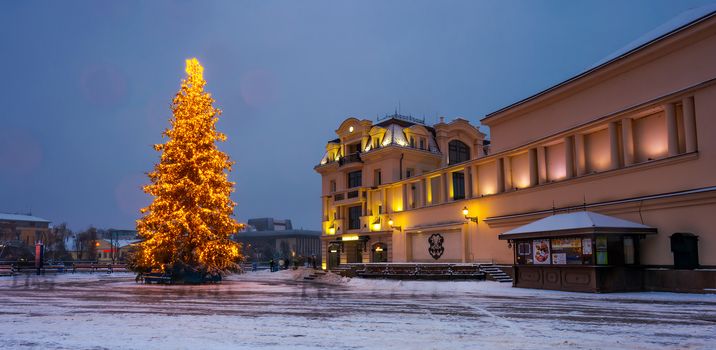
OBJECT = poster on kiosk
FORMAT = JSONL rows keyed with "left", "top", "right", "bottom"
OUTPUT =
{"left": 533, "top": 239, "right": 551, "bottom": 265}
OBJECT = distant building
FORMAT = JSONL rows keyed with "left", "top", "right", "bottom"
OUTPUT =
{"left": 95, "top": 239, "right": 140, "bottom": 263}
{"left": 234, "top": 218, "right": 320, "bottom": 262}
{"left": 98, "top": 229, "right": 139, "bottom": 240}
{"left": 247, "top": 218, "right": 292, "bottom": 231}
{"left": 0, "top": 213, "right": 51, "bottom": 247}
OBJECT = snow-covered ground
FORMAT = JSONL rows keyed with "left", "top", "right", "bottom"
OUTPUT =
{"left": 1, "top": 270, "right": 715, "bottom": 350}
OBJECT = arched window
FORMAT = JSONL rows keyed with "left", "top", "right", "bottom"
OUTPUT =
{"left": 448, "top": 140, "right": 470, "bottom": 164}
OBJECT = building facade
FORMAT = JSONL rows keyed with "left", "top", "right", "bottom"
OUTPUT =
{"left": 315, "top": 9, "right": 716, "bottom": 291}
{"left": 234, "top": 218, "right": 321, "bottom": 263}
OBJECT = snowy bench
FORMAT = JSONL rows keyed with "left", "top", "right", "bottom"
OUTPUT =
{"left": 143, "top": 272, "right": 173, "bottom": 284}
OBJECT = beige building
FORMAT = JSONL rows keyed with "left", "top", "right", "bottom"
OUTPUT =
{"left": 315, "top": 9, "right": 716, "bottom": 292}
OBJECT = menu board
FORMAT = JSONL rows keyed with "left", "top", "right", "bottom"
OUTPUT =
{"left": 533, "top": 239, "right": 551, "bottom": 265}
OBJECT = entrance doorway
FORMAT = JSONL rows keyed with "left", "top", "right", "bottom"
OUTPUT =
{"left": 372, "top": 243, "right": 387, "bottom": 263}
{"left": 327, "top": 244, "right": 340, "bottom": 269}
{"left": 345, "top": 242, "right": 362, "bottom": 263}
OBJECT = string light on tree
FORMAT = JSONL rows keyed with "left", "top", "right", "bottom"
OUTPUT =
{"left": 132, "top": 58, "right": 243, "bottom": 276}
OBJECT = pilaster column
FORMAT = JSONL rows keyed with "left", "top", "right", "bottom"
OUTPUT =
{"left": 441, "top": 172, "right": 448, "bottom": 203}
{"left": 622, "top": 117, "right": 635, "bottom": 166}
{"left": 503, "top": 156, "right": 513, "bottom": 190}
{"left": 664, "top": 103, "right": 679, "bottom": 157}
{"left": 496, "top": 158, "right": 505, "bottom": 193}
{"left": 383, "top": 188, "right": 390, "bottom": 214}
{"left": 683, "top": 96, "right": 697, "bottom": 153}
{"left": 401, "top": 184, "right": 408, "bottom": 211}
{"left": 419, "top": 179, "right": 426, "bottom": 207}
{"left": 565, "top": 136, "right": 575, "bottom": 178}
{"left": 465, "top": 166, "right": 473, "bottom": 199}
{"left": 446, "top": 171, "right": 454, "bottom": 201}
{"left": 528, "top": 148, "right": 538, "bottom": 186}
{"left": 574, "top": 134, "right": 586, "bottom": 176}
{"left": 537, "top": 146, "right": 547, "bottom": 184}
{"left": 425, "top": 177, "right": 432, "bottom": 205}
{"left": 471, "top": 164, "right": 480, "bottom": 197}
{"left": 608, "top": 121, "right": 620, "bottom": 169}
{"left": 366, "top": 190, "right": 372, "bottom": 215}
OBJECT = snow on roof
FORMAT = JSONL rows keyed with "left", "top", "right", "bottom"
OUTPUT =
{"left": 0, "top": 213, "right": 50, "bottom": 223}
{"left": 588, "top": 3, "right": 716, "bottom": 69}
{"left": 501, "top": 211, "right": 654, "bottom": 236}
{"left": 115, "top": 239, "right": 141, "bottom": 248}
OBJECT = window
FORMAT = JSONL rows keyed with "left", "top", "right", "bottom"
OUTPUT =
{"left": 406, "top": 168, "right": 414, "bottom": 178}
{"left": 419, "top": 138, "right": 425, "bottom": 150}
{"left": 410, "top": 137, "right": 415, "bottom": 147}
{"left": 448, "top": 140, "right": 470, "bottom": 165}
{"left": 452, "top": 172, "right": 465, "bottom": 200}
{"left": 624, "top": 237, "right": 635, "bottom": 265}
{"left": 378, "top": 205, "right": 383, "bottom": 214}
{"left": 348, "top": 206, "right": 362, "bottom": 230}
{"left": 329, "top": 180, "right": 336, "bottom": 193}
{"left": 374, "top": 169, "right": 382, "bottom": 186}
{"left": 517, "top": 242, "right": 532, "bottom": 264}
{"left": 347, "top": 171, "right": 362, "bottom": 188}
{"left": 551, "top": 238, "right": 585, "bottom": 264}
{"left": 347, "top": 143, "right": 361, "bottom": 154}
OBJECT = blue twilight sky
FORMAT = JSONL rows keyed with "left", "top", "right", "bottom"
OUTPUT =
{"left": 0, "top": 0, "right": 714, "bottom": 231}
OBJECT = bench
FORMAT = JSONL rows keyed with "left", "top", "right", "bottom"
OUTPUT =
{"left": 142, "top": 272, "right": 173, "bottom": 284}
{"left": 0, "top": 265, "right": 16, "bottom": 276}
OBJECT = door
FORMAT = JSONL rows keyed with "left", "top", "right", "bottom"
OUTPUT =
{"left": 372, "top": 243, "right": 387, "bottom": 263}
{"left": 327, "top": 244, "right": 340, "bottom": 269}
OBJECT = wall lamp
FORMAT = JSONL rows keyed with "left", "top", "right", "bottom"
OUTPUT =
{"left": 328, "top": 223, "right": 336, "bottom": 235}
{"left": 387, "top": 218, "right": 402, "bottom": 232}
{"left": 463, "top": 206, "right": 478, "bottom": 223}
{"left": 372, "top": 217, "right": 381, "bottom": 231}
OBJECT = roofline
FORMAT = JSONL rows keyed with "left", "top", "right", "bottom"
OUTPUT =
{"left": 482, "top": 10, "right": 716, "bottom": 123}
{"left": 498, "top": 227, "right": 657, "bottom": 240}
{"left": 485, "top": 185, "right": 716, "bottom": 223}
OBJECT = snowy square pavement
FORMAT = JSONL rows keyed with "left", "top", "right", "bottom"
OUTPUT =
{"left": 1, "top": 269, "right": 715, "bottom": 349}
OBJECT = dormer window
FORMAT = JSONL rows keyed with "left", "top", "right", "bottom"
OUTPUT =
{"left": 419, "top": 138, "right": 425, "bottom": 150}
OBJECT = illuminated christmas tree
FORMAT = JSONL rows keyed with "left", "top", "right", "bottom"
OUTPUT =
{"left": 132, "top": 58, "right": 242, "bottom": 277}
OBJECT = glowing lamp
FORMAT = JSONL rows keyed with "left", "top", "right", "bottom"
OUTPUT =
{"left": 387, "top": 218, "right": 402, "bottom": 232}
{"left": 375, "top": 246, "right": 383, "bottom": 252}
{"left": 342, "top": 235, "right": 359, "bottom": 241}
{"left": 349, "top": 126, "right": 354, "bottom": 133}
{"left": 95, "top": 242, "right": 101, "bottom": 247}
{"left": 463, "top": 206, "right": 478, "bottom": 223}
{"left": 328, "top": 223, "right": 336, "bottom": 235}
{"left": 372, "top": 217, "right": 381, "bottom": 231}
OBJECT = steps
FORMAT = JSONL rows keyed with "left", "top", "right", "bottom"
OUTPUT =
{"left": 481, "top": 265, "right": 513, "bottom": 283}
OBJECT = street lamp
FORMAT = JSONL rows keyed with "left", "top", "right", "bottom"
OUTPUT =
{"left": 463, "top": 206, "right": 478, "bottom": 223}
